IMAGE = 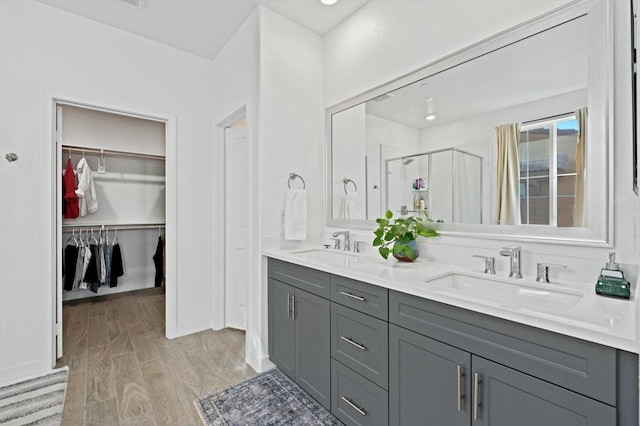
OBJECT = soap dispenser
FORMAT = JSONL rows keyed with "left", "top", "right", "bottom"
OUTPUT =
{"left": 595, "top": 252, "right": 631, "bottom": 299}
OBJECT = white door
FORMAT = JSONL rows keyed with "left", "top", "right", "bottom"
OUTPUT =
{"left": 224, "top": 124, "right": 248, "bottom": 330}
{"left": 55, "top": 105, "right": 64, "bottom": 359}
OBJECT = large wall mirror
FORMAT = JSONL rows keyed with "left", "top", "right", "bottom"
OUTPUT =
{"left": 326, "top": 0, "right": 613, "bottom": 245}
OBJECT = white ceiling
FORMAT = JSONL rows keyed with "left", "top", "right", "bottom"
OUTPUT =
{"left": 36, "top": 0, "right": 369, "bottom": 60}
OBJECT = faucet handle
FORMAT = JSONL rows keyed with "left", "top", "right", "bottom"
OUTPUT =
{"left": 536, "top": 262, "right": 567, "bottom": 283}
{"left": 472, "top": 255, "right": 496, "bottom": 274}
{"left": 353, "top": 241, "right": 366, "bottom": 253}
{"left": 330, "top": 237, "right": 341, "bottom": 250}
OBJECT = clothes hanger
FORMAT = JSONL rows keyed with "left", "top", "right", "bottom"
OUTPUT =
{"left": 89, "top": 228, "right": 99, "bottom": 245}
{"left": 114, "top": 228, "right": 119, "bottom": 245}
{"left": 65, "top": 229, "right": 78, "bottom": 246}
{"left": 78, "top": 229, "right": 84, "bottom": 248}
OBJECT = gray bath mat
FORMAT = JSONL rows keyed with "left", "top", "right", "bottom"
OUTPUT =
{"left": 0, "top": 366, "right": 69, "bottom": 425}
{"left": 194, "top": 369, "right": 342, "bottom": 425}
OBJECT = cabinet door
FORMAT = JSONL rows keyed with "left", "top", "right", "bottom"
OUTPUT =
{"left": 389, "top": 324, "right": 471, "bottom": 426}
{"left": 268, "top": 278, "right": 296, "bottom": 379}
{"left": 471, "top": 356, "right": 616, "bottom": 426}
{"left": 295, "top": 288, "right": 331, "bottom": 409}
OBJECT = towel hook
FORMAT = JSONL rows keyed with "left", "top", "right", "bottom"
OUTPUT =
{"left": 343, "top": 178, "right": 357, "bottom": 194}
{"left": 288, "top": 172, "right": 306, "bottom": 189}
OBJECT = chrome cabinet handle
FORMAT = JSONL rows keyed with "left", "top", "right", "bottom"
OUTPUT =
{"left": 341, "top": 396, "right": 367, "bottom": 416}
{"left": 457, "top": 365, "right": 465, "bottom": 411}
{"left": 340, "top": 336, "right": 367, "bottom": 350}
{"left": 473, "top": 372, "right": 481, "bottom": 420}
{"left": 291, "top": 294, "right": 295, "bottom": 319}
{"left": 339, "top": 291, "right": 365, "bottom": 301}
{"left": 287, "top": 293, "right": 291, "bottom": 320}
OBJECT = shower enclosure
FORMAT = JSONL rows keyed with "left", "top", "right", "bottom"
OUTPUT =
{"left": 385, "top": 148, "right": 483, "bottom": 224}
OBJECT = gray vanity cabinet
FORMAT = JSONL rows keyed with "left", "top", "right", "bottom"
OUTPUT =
{"left": 389, "top": 324, "right": 615, "bottom": 425}
{"left": 267, "top": 259, "right": 331, "bottom": 409}
{"left": 268, "top": 278, "right": 296, "bottom": 378}
{"left": 472, "top": 356, "right": 615, "bottom": 426}
{"left": 389, "top": 324, "right": 470, "bottom": 426}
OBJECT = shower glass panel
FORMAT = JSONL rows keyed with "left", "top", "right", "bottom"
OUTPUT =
{"left": 385, "top": 148, "right": 482, "bottom": 224}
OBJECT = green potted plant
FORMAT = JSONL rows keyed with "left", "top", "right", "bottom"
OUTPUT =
{"left": 373, "top": 210, "right": 439, "bottom": 261}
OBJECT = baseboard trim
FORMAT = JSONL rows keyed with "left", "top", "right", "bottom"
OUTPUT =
{"left": 174, "top": 318, "right": 213, "bottom": 338}
{"left": 0, "top": 359, "right": 49, "bottom": 387}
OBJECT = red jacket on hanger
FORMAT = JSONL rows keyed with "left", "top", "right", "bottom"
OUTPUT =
{"left": 64, "top": 158, "right": 79, "bottom": 218}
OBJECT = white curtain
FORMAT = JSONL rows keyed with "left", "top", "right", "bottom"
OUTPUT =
{"left": 574, "top": 107, "right": 587, "bottom": 227}
{"left": 495, "top": 123, "right": 521, "bottom": 225}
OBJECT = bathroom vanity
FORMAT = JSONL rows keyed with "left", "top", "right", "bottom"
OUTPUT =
{"left": 265, "top": 250, "right": 639, "bottom": 426}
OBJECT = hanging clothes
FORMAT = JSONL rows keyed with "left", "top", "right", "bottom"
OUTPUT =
{"left": 75, "top": 157, "right": 98, "bottom": 216}
{"left": 110, "top": 243, "right": 124, "bottom": 288}
{"left": 79, "top": 244, "right": 92, "bottom": 290}
{"left": 153, "top": 235, "right": 164, "bottom": 287}
{"left": 63, "top": 158, "right": 79, "bottom": 219}
{"left": 62, "top": 178, "right": 67, "bottom": 217}
{"left": 63, "top": 243, "right": 78, "bottom": 291}
{"left": 98, "top": 238, "right": 106, "bottom": 285}
{"left": 73, "top": 244, "right": 84, "bottom": 289}
{"left": 104, "top": 242, "right": 112, "bottom": 286}
{"left": 86, "top": 244, "right": 100, "bottom": 293}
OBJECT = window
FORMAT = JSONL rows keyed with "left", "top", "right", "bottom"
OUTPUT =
{"left": 519, "top": 115, "right": 579, "bottom": 226}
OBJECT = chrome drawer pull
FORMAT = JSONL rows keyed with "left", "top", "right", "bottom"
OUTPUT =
{"left": 473, "top": 372, "right": 482, "bottom": 420}
{"left": 339, "top": 291, "right": 366, "bottom": 301}
{"left": 340, "top": 336, "right": 366, "bottom": 350}
{"left": 341, "top": 396, "right": 367, "bottom": 416}
{"left": 457, "top": 365, "right": 465, "bottom": 411}
{"left": 287, "top": 293, "right": 291, "bottom": 320}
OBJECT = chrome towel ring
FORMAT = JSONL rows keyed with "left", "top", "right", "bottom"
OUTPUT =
{"left": 343, "top": 178, "right": 357, "bottom": 194}
{"left": 288, "top": 172, "right": 306, "bottom": 189}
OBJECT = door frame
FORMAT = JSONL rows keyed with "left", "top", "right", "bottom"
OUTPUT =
{"left": 212, "top": 105, "right": 247, "bottom": 331}
{"left": 48, "top": 94, "right": 178, "bottom": 364}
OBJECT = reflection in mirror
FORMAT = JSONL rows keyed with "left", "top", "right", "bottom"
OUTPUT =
{"left": 385, "top": 148, "right": 482, "bottom": 224}
{"left": 327, "top": 1, "right": 611, "bottom": 244}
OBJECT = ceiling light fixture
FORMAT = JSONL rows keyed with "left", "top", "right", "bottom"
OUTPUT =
{"left": 321, "top": 0, "right": 338, "bottom": 5}
{"left": 425, "top": 115, "right": 436, "bottom": 121}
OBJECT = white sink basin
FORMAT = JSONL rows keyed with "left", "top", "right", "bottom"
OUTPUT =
{"left": 291, "top": 249, "right": 360, "bottom": 267}
{"left": 425, "top": 272, "right": 584, "bottom": 314}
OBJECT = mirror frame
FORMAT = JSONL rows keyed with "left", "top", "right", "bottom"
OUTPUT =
{"left": 326, "top": 0, "right": 614, "bottom": 247}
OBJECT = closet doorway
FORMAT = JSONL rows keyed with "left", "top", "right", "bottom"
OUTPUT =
{"left": 222, "top": 108, "right": 248, "bottom": 331}
{"left": 53, "top": 100, "right": 174, "bottom": 361}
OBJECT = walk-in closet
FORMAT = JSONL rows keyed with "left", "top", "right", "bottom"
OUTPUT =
{"left": 55, "top": 103, "right": 167, "bottom": 359}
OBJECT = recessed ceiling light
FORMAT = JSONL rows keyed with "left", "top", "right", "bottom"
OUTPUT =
{"left": 321, "top": 0, "right": 338, "bottom": 4}
{"left": 425, "top": 115, "right": 436, "bottom": 121}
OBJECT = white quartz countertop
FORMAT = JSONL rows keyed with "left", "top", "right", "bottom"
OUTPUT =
{"left": 263, "top": 246, "right": 640, "bottom": 353}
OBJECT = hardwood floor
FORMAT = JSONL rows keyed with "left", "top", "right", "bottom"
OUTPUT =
{"left": 56, "top": 288, "right": 256, "bottom": 425}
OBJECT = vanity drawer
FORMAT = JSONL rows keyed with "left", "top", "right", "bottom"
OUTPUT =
{"left": 332, "top": 303, "right": 389, "bottom": 389}
{"left": 331, "top": 359, "right": 389, "bottom": 426}
{"left": 331, "top": 275, "right": 388, "bottom": 320}
{"left": 389, "top": 290, "right": 616, "bottom": 405}
{"left": 268, "top": 258, "right": 330, "bottom": 299}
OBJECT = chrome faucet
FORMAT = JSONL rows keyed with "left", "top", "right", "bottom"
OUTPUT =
{"left": 332, "top": 231, "right": 351, "bottom": 251}
{"left": 499, "top": 245, "right": 522, "bottom": 278}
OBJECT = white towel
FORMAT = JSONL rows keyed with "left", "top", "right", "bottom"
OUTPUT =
{"left": 341, "top": 192, "right": 359, "bottom": 219}
{"left": 284, "top": 189, "right": 307, "bottom": 240}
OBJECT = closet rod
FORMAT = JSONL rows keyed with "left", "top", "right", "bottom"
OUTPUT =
{"left": 62, "top": 223, "right": 165, "bottom": 231}
{"left": 62, "top": 145, "right": 165, "bottom": 161}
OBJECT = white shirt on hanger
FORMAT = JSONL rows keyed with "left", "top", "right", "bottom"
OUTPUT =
{"left": 75, "top": 157, "right": 98, "bottom": 216}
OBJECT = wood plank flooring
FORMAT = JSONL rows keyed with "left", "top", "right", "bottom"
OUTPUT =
{"left": 56, "top": 288, "right": 256, "bottom": 425}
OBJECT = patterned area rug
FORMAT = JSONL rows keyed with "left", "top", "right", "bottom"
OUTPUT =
{"left": 0, "top": 366, "right": 69, "bottom": 425}
{"left": 194, "top": 369, "right": 342, "bottom": 425}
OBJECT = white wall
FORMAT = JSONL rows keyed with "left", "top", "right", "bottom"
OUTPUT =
{"left": 324, "top": 0, "right": 578, "bottom": 107}
{"left": 257, "top": 6, "right": 324, "bottom": 370}
{"left": 208, "top": 9, "right": 261, "bottom": 367}
{"left": 0, "top": 0, "right": 216, "bottom": 384}
{"left": 324, "top": 0, "right": 639, "bottom": 289}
